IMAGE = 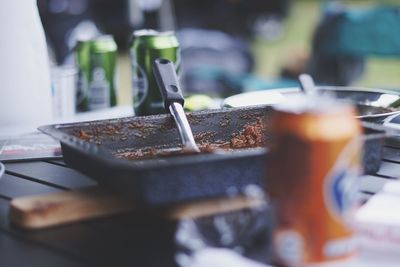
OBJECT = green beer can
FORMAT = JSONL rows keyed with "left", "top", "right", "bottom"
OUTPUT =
{"left": 75, "top": 35, "right": 117, "bottom": 111}
{"left": 130, "top": 30, "right": 180, "bottom": 116}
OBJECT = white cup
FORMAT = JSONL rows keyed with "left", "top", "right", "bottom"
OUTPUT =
{"left": 51, "top": 66, "right": 77, "bottom": 119}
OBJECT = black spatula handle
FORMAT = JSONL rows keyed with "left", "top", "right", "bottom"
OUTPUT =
{"left": 153, "top": 58, "right": 184, "bottom": 110}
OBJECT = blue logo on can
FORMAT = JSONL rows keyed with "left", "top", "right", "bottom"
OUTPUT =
{"left": 325, "top": 140, "right": 360, "bottom": 220}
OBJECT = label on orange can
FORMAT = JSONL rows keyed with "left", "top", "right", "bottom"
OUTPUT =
{"left": 324, "top": 136, "right": 361, "bottom": 222}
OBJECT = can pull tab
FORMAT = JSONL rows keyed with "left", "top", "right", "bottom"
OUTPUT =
{"left": 153, "top": 58, "right": 184, "bottom": 109}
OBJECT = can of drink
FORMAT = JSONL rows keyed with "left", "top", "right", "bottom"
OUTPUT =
{"left": 75, "top": 35, "right": 117, "bottom": 111}
{"left": 130, "top": 30, "right": 180, "bottom": 116}
{"left": 266, "top": 96, "right": 362, "bottom": 266}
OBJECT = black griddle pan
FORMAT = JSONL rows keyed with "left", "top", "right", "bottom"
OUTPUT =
{"left": 40, "top": 106, "right": 271, "bottom": 206}
{"left": 39, "top": 105, "right": 385, "bottom": 206}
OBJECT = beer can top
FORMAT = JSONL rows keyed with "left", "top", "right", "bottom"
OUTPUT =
{"left": 90, "top": 35, "right": 117, "bottom": 53}
{"left": 93, "top": 34, "right": 115, "bottom": 42}
{"left": 133, "top": 29, "right": 175, "bottom": 37}
{"left": 75, "top": 35, "right": 110, "bottom": 45}
{"left": 130, "top": 29, "right": 179, "bottom": 49}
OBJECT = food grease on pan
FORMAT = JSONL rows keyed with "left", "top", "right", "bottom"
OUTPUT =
{"left": 70, "top": 108, "right": 267, "bottom": 161}
{"left": 113, "top": 118, "right": 266, "bottom": 160}
{"left": 73, "top": 118, "right": 174, "bottom": 144}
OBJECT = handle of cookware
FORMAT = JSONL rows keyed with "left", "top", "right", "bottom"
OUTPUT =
{"left": 298, "top": 73, "right": 317, "bottom": 95}
{"left": 153, "top": 58, "right": 184, "bottom": 110}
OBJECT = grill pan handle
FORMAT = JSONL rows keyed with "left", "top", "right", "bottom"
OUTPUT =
{"left": 153, "top": 58, "right": 184, "bottom": 109}
{"left": 153, "top": 58, "right": 200, "bottom": 153}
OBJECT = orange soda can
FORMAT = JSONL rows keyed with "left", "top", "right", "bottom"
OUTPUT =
{"left": 266, "top": 96, "right": 362, "bottom": 266}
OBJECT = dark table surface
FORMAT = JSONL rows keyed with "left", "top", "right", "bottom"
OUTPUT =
{"left": 1, "top": 138, "right": 400, "bottom": 267}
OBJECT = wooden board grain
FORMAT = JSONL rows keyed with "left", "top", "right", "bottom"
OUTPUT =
{"left": 10, "top": 187, "right": 134, "bottom": 229}
{"left": 10, "top": 185, "right": 265, "bottom": 230}
{"left": 0, "top": 197, "right": 177, "bottom": 267}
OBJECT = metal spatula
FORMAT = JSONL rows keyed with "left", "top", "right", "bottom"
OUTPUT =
{"left": 153, "top": 58, "right": 200, "bottom": 153}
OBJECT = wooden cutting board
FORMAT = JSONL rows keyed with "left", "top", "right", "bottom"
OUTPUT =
{"left": 9, "top": 186, "right": 265, "bottom": 230}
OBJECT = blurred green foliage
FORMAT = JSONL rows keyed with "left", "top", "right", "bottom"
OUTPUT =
{"left": 253, "top": 0, "right": 400, "bottom": 89}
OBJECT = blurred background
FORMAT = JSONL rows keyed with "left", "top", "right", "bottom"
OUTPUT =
{"left": 37, "top": 0, "right": 400, "bottom": 107}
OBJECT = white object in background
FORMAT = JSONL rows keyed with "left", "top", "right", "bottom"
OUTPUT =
{"left": 356, "top": 181, "right": 400, "bottom": 231}
{"left": 381, "top": 180, "right": 400, "bottom": 194}
{"left": 178, "top": 248, "right": 274, "bottom": 267}
{"left": 176, "top": 247, "right": 399, "bottom": 267}
{"left": 51, "top": 66, "right": 77, "bottom": 119}
{"left": 354, "top": 181, "right": 400, "bottom": 264}
{"left": 0, "top": 1, "right": 52, "bottom": 133}
{"left": 222, "top": 90, "right": 288, "bottom": 108}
